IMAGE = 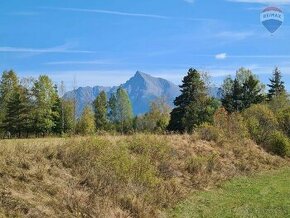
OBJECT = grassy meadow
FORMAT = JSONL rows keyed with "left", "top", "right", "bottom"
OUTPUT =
{"left": 0, "top": 134, "right": 288, "bottom": 217}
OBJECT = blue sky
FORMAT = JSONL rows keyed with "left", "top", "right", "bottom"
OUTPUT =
{"left": 1, "top": 0, "right": 290, "bottom": 91}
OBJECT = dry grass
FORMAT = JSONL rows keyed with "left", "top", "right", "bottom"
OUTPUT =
{"left": 0, "top": 134, "right": 288, "bottom": 217}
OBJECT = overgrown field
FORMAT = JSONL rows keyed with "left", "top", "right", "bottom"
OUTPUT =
{"left": 170, "top": 168, "right": 290, "bottom": 218}
{"left": 0, "top": 135, "right": 288, "bottom": 217}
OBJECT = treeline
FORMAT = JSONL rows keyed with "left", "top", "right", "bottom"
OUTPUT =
{"left": 0, "top": 67, "right": 289, "bottom": 145}
{"left": 0, "top": 71, "right": 73, "bottom": 137}
{"left": 167, "top": 67, "right": 289, "bottom": 157}
{"left": 0, "top": 70, "right": 171, "bottom": 137}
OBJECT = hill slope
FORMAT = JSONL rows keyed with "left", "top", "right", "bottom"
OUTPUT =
{"left": 0, "top": 135, "right": 287, "bottom": 217}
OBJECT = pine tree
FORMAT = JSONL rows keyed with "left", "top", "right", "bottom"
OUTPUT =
{"left": 93, "top": 91, "right": 109, "bottom": 131}
{"left": 167, "top": 68, "right": 217, "bottom": 133}
{"left": 76, "top": 106, "right": 95, "bottom": 135}
{"left": 267, "top": 67, "right": 286, "bottom": 100}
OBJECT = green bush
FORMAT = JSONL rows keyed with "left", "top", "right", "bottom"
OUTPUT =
{"left": 268, "top": 131, "right": 290, "bottom": 157}
{"left": 213, "top": 108, "right": 248, "bottom": 140}
{"left": 243, "top": 104, "right": 278, "bottom": 145}
{"left": 277, "top": 107, "right": 290, "bottom": 138}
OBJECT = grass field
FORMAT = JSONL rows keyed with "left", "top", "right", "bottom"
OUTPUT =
{"left": 169, "top": 167, "right": 290, "bottom": 218}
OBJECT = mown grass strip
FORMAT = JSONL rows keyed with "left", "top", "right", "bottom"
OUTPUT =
{"left": 169, "top": 168, "right": 290, "bottom": 218}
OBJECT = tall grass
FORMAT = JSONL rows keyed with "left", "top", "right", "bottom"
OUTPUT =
{"left": 0, "top": 135, "right": 287, "bottom": 217}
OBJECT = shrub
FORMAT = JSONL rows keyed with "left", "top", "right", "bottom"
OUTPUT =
{"left": 277, "top": 107, "right": 290, "bottom": 138}
{"left": 198, "top": 123, "right": 221, "bottom": 142}
{"left": 268, "top": 131, "right": 290, "bottom": 157}
{"left": 211, "top": 108, "right": 248, "bottom": 140}
{"left": 243, "top": 104, "right": 278, "bottom": 145}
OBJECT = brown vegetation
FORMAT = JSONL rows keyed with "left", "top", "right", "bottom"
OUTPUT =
{"left": 0, "top": 134, "right": 288, "bottom": 218}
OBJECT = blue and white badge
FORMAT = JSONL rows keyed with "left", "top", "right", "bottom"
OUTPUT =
{"left": 260, "top": 7, "right": 284, "bottom": 34}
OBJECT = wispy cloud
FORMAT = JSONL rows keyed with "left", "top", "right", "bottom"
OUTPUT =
{"left": 226, "top": 54, "right": 290, "bottom": 58}
{"left": 228, "top": 0, "right": 290, "bottom": 5}
{"left": 44, "top": 7, "right": 170, "bottom": 19}
{"left": 45, "top": 59, "right": 115, "bottom": 65}
{"left": 215, "top": 31, "right": 255, "bottom": 40}
{"left": 0, "top": 44, "right": 94, "bottom": 54}
{"left": 6, "top": 12, "right": 40, "bottom": 16}
{"left": 42, "top": 7, "right": 211, "bottom": 22}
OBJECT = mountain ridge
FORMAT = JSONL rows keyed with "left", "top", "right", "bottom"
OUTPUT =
{"left": 63, "top": 71, "right": 181, "bottom": 116}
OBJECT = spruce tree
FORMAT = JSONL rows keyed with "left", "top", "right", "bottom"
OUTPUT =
{"left": 0, "top": 71, "right": 19, "bottom": 133}
{"left": 93, "top": 91, "right": 109, "bottom": 131}
{"left": 221, "top": 68, "right": 264, "bottom": 113}
{"left": 2, "top": 86, "right": 31, "bottom": 137}
{"left": 167, "top": 68, "right": 217, "bottom": 133}
{"left": 267, "top": 67, "right": 286, "bottom": 100}
{"left": 242, "top": 75, "right": 264, "bottom": 109}
{"left": 108, "top": 93, "right": 118, "bottom": 124}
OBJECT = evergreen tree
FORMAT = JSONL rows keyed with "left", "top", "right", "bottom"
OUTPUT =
{"left": 267, "top": 67, "right": 286, "bottom": 100}
{"left": 0, "top": 71, "right": 19, "bottom": 133}
{"left": 93, "top": 91, "right": 109, "bottom": 131}
{"left": 242, "top": 75, "right": 264, "bottom": 109}
{"left": 231, "top": 79, "right": 244, "bottom": 112}
{"left": 221, "top": 68, "right": 264, "bottom": 113}
{"left": 2, "top": 89, "right": 22, "bottom": 137}
{"left": 108, "top": 93, "right": 118, "bottom": 124}
{"left": 76, "top": 106, "right": 95, "bottom": 135}
{"left": 167, "top": 68, "right": 218, "bottom": 133}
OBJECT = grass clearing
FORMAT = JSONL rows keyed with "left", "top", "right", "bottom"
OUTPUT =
{"left": 169, "top": 167, "right": 290, "bottom": 218}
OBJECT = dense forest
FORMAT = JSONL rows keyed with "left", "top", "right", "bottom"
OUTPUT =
{"left": 0, "top": 67, "right": 289, "bottom": 156}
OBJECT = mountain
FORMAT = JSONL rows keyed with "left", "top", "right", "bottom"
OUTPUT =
{"left": 63, "top": 71, "right": 181, "bottom": 116}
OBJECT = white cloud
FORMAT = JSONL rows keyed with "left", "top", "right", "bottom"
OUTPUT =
{"left": 215, "top": 53, "right": 227, "bottom": 60}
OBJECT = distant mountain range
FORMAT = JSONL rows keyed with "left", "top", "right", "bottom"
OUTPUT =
{"left": 63, "top": 71, "right": 219, "bottom": 117}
